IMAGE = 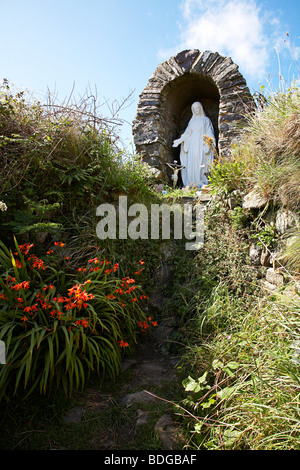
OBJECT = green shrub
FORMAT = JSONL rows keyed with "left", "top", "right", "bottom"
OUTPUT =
{"left": 0, "top": 81, "right": 156, "bottom": 247}
{"left": 208, "top": 157, "right": 247, "bottom": 195}
{"left": 0, "top": 238, "right": 148, "bottom": 401}
{"left": 225, "top": 85, "right": 300, "bottom": 208}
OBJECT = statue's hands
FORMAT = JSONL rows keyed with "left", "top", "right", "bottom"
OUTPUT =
{"left": 172, "top": 138, "right": 182, "bottom": 148}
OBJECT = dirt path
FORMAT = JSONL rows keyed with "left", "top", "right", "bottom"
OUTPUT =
{"left": 62, "top": 324, "right": 185, "bottom": 450}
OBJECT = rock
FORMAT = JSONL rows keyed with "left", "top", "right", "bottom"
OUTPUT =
{"left": 35, "top": 232, "right": 49, "bottom": 244}
{"left": 243, "top": 188, "right": 268, "bottom": 209}
{"left": 269, "top": 251, "right": 280, "bottom": 268}
{"left": 255, "top": 266, "right": 267, "bottom": 279}
{"left": 135, "top": 409, "right": 150, "bottom": 431}
{"left": 249, "top": 243, "right": 262, "bottom": 266}
{"left": 228, "top": 196, "right": 239, "bottom": 210}
{"left": 121, "top": 390, "right": 158, "bottom": 407}
{"left": 133, "top": 362, "right": 175, "bottom": 385}
{"left": 148, "top": 167, "right": 163, "bottom": 180}
{"left": 266, "top": 268, "right": 284, "bottom": 287}
{"left": 148, "top": 289, "right": 169, "bottom": 314}
{"left": 154, "top": 184, "right": 164, "bottom": 192}
{"left": 275, "top": 210, "right": 299, "bottom": 234}
{"left": 258, "top": 279, "right": 278, "bottom": 292}
{"left": 198, "top": 193, "right": 211, "bottom": 202}
{"left": 120, "top": 358, "right": 138, "bottom": 372}
{"left": 154, "top": 414, "right": 183, "bottom": 450}
{"left": 62, "top": 406, "right": 84, "bottom": 424}
{"left": 260, "top": 249, "right": 271, "bottom": 267}
{"left": 152, "top": 320, "right": 176, "bottom": 349}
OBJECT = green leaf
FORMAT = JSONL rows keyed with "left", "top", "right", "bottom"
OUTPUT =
{"left": 183, "top": 376, "right": 195, "bottom": 390}
{"left": 197, "top": 371, "right": 208, "bottom": 384}
{"left": 212, "top": 359, "right": 224, "bottom": 370}
{"left": 226, "top": 361, "right": 240, "bottom": 370}
{"left": 217, "top": 386, "right": 236, "bottom": 400}
{"left": 182, "top": 372, "right": 208, "bottom": 392}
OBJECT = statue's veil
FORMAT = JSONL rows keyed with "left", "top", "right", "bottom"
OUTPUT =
{"left": 191, "top": 102, "right": 205, "bottom": 117}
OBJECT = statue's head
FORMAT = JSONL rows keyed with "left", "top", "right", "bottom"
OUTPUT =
{"left": 191, "top": 102, "right": 205, "bottom": 116}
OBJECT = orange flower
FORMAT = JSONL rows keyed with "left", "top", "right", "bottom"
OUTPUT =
{"left": 15, "top": 259, "right": 23, "bottom": 268}
{"left": 54, "top": 242, "right": 65, "bottom": 247}
{"left": 6, "top": 276, "right": 16, "bottom": 285}
{"left": 113, "top": 263, "right": 119, "bottom": 272}
{"left": 29, "top": 255, "right": 46, "bottom": 270}
{"left": 115, "top": 288, "right": 124, "bottom": 294}
{"left": 19, "top": 243, "right": 34, "bottom": 255}
{"left": 75, "top": 319, "right": 89, "bottom": 328}
{"left": 11, "top": 281, "right": 30, "bottom": 291}
{"left": 139, "top": 260, "right": 145, "bottom": 265}
{"left": 67, "top": 284, "right": 82, "bottom": 296}
{"left": 67, "top": 283, "right": 94, "bottom": 310}
{"left": 121, "top": 277, "right": 135, "bottom": 286}
{"left": 77, "top": 267, "right": 87, "bottom": 272}
{"left": 107, "top": 294, "right": 116, "bottom": 300}
{"left": 43, "top": 285, "right": 55, "bottom": 291}
{"left": 118, "top": 340, "right": 129, "bottom": 348}
{"left": 53, "top": 295, "right": 67, "bottom": 303}
{"left": 23, "top": 304, "right": 38, "bottom": 314}
{"left": 125, "top": 286, "right": 136, "bottom": 294}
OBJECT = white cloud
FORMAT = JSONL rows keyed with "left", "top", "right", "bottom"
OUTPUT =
{"left": 160, "top": 0, "right": 282, "bottom": 80}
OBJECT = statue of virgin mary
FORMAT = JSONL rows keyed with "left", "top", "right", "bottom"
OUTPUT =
{"left": 173, "top": 102, "right": 216, "bottom": 187}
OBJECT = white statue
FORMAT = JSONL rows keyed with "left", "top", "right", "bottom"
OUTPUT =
{"left": 166, "top": 160, "right": 185, "bottom": 188}
{"left": 172, "top": 102, "right": 216, "bottom": 187}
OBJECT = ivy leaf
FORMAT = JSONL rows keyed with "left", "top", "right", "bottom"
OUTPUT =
{"left": 182, "top": 372, "right": 208, "bottom": 393}
{"left": 212, "top": 359, "right": 224, "bottom": 369}
{"left": 182, "top": 375, "right": 199, "bottom": 392}
{"left": 217, "top": 386, "right": 236, "bottom": 400}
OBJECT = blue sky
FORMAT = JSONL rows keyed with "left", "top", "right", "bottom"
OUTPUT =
{"left": 1, "top": 0, "right": 299, "bottom": 149}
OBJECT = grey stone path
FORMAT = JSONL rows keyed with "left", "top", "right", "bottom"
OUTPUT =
{"left": 62, "top": 322, "right": 184, "bottom": 450}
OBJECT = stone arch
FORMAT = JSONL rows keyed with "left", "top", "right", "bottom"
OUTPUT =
{"left": 132, "top": 49, "right": 254, "bottom": 182}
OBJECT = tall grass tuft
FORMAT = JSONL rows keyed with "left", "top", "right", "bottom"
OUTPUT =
{"left": 210, "top": 83, "right": 300, "bottom": 209}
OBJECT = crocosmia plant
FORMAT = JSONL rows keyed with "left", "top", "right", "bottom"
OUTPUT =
{"left": 0, "top": 238, "right": 151, "bottom": 401}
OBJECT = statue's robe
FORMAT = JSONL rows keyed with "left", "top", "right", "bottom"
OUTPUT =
{"left": 179, "top": 114, "right": 215, "bottom": 187}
